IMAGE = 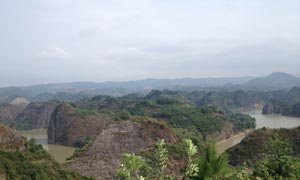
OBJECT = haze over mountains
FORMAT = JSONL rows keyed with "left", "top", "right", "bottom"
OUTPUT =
{"left": 0, "top": 72, "right": 299, "bottom": 97}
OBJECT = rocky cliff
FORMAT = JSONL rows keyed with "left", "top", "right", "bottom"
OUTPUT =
{"left": 47, "top": 103, "right": 114, "bottom": 146}
{"left": 14, "top": 101, "right": 60, "bottom": 129}
{"left": 262, "top": 99, "right": 285, "bottom": 115}
{"left": 0, "top": 123, "right": 25, "bottom": 151}
{"left": 282, "top": 102, "right": 300, "bottom": 117}
{"left": 0, "top": 123, "right": 92, "bottom": 180}
{"left": 215, "top": 122, "right": 234, "bottom": 142}
{"left": 262, "top": 99, "right": 300, "bottom": 117}
{"left": 64, "top": 120, "right": 177, "bottom": 180}
{"left": 0, "top": 104, "right": 23, "bottom": 124}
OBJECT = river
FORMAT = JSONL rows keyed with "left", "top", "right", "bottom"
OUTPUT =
{"left": 216, "top": 110, "right": 300, "bottom": 154}
{"left": 20, "top": 110, "right": 300, "bottom": 162}
{"left": 20, "top": 129, "right": 76, "bottom": 163}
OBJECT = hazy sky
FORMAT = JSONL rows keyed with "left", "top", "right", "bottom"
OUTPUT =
{"left": 1, "top": 0, "right": 300, "bottom": 86}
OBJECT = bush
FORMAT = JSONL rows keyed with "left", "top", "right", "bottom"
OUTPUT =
{"left": 74, "top": 136, "right": 92, "bottom": 148}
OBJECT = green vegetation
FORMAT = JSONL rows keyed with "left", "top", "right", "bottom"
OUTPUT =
{"left": 8, "top": 118, "right": 32, "bottom": 130}
{"left": 115, "top": 139, "right": 172, "bottom": 180}
{"left": 188, "top": 141, "right": 228, "bottom": 180}
{"left": 116, "top": 136, "right": 300, "bottom": 180}
{"left": 77, "top": 91, "right": 256, "bottom": 140}
{"left": 225, "top": 112, "right": 255, "bottom": 132}
{"left": 115, "top": 139, "right": 230, "bottom": 180}
{"left": 0, "top": 139, "right": 94, "bottom": 180}
{"left": 74, "top": 136, "right": 92, "bottom": 148}
{"left": 253, "top": 137, "right": 300, "bottom": 180}
{"left": 227, "top": 126, "right": 300, "bottom": 166}
{"left": 115, "top": 153, "right": 149, "bottom": 180}
{"left": 74, "top": 108, "right": 99, "bottom": 117}
{"left": 67, "top": 136, "right": 93, "bottom": 160}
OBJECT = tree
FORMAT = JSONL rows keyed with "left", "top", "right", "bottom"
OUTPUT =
{"left": 182, "top": 139, "right": 198, "bottom": 179}
{"left": 115, "top": 153, "right": 147, "bottom": 180}
{"left": 189, "top": 141, "right": 228, "bottom": 180}
{"left": 253, "top": 136, "right": 300, "bottom": 180}
{"left": 153, "top": 139, "right": 168, "bottom": 179}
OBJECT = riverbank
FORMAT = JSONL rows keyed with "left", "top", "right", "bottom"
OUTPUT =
{"left": 216, "top": 110, "right": 300, "bottom": 154}
{"left": 18, "top": 110, "right": 300, "bottom": 162}
{"left": 19, "top": 128, "right": 76, "bottom": 163}
{"left": 216, "top": 129, "right": 253, "bottom": 154}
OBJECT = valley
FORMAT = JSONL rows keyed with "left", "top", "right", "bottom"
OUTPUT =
{"left": 16, "top": 109, "right": 300, "bottom": 163}
{"left": 19, "top": 128, "right": 76, "bottom": 163}
{"left": 2, "top": 1, "right": 300, "bottom": 178}
{"left": 0, "top": 73, "right": 300, "bottom": 179}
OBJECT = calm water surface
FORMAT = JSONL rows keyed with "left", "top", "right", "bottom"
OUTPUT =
{"left": 216, "top": 110, "right": 300, "bottom": 154}
{"left": 19, "top": 111, "right": 300, "bottom": 159}
{"left": 20, "top": 129, "right": 76, "bottom": 163}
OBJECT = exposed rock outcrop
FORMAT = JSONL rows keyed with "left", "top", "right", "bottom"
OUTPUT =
{"left": 216, "top": 122, "right": 234, "bottom": 141}
{"left": 64, "top": 120, "right": 177, "bottom": 180}
{"left": 282, "top": 102, "right": 300, "bottom": 117}
{"left": 262, "top": 99, "right": 300, "bottom": 117}
{"left": 262, "top": 99, "right": 285, "bottom": 115}
{"left": 0, "top": 104, "right": 23, "bottom": 124}
{"left": 47, "top": 103, "right": 113, "bottom": 146}
{"left": 15, "top": 101, "right": 60, "bottom": 129}
{"left": 0, "top": 123, "right": 25, "bottom": 151}
{"left": 9, "top": 97, "right": 30, "bottom": 106}
{"left": 0, "top": 123, "right": 91, "bottom": 180}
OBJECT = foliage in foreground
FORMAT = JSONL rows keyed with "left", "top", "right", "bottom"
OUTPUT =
{"left": 115, "top": 137, "right": 300, "bottom": 180}
{"left": 253, "top": 136, "right": 300, "bottom": 180}
{"left": 0, "top": 139, "right": 94, "bottom": 180}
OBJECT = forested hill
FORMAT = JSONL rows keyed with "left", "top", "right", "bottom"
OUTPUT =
{"left": 227, "top": 126, "right": 300, "bottom": 165}
{"left": 0, "top": 123, "right": 93, "bottom": 180}
{"left": 0, "top": 72, "right": 299, "bottom": 105}
{"left": 1, "top": 89, "right": 256, "bottom": 146}
{"left": 243, "top": 72, "right": 300, "bottom": 91}
{"left": 73, "top": 90, "right": 256, "bottom": 139}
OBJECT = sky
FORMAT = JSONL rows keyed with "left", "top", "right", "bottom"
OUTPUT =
{"left": 1, "top": 0, "right": 300, "bottom": 86}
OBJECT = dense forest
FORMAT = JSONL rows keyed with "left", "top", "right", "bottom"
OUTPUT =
{"left": 74, "top": 90, "right": 256, "bottom": 140}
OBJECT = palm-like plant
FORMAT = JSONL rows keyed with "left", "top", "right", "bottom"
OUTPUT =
{"left": 189, "top": 141, "right": 228, "bottom": 180}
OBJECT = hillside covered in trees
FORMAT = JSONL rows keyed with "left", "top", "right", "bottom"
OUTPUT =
{"left": 0, "top": 124, "right": 93, "bottom": 180}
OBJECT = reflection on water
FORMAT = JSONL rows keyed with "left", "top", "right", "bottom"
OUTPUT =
{"left": 217, "top": 110, "right": 300, "bottom": 154}
{"left": 19, "top": 129, "right": 76, "bottom": 163}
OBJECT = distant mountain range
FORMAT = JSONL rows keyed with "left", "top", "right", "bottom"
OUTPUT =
{"left": 0, "top": 72, "right": 299, "bottom": 104}
{"left": 243, "top": 72, "right": 300, "bottom": 91}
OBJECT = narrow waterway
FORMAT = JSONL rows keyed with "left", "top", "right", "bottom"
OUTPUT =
{"left": 20, "top": 129, "right": 76, "bottom": 163}
{"left": 216, "top": 110, "right": 300, "bottom": 154}
{"left": 19, "top": 110, "right": 300, "bottom": 161}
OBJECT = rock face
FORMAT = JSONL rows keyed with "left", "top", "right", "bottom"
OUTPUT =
{"left": 9, "top": 97, "right": 30, "bottom": 106}
{"left": 0, "top": 104, "right": 23, "bottom": 124}
{"left": 47, "top": 103, "right": 113, "bottom": 146}
{"left": 64, "top": 120, "right": 177, "bottom": 180}
{"left": 0, "top": 123, "right": 25, "bottom": 151}
{"left": 262, "top": 99, "right": 285, "bottom": 115}
{"left": 15, "top": 101, "right": 59, "bottom": 129}
{"left": 262, "top": 100, "right": 300, "bottom": 117}
{"left": 216, "top": 123, "right": 234, "bottom": 142}
{"left": 282, "top": 102, "right": 300, "bottom": 117}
